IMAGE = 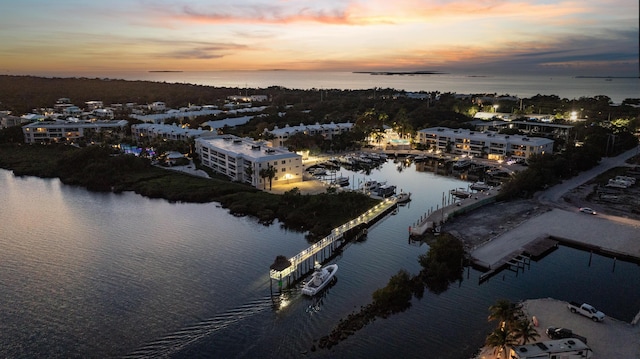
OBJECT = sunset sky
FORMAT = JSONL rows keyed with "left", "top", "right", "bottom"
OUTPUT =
{"left": 1, "top": 0, "right": 638, "bottom": 76}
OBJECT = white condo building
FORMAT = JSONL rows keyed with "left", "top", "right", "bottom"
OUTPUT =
{"left": 416, "top": 127, "right": 554, "bottom": 161}
{"left": 266, "top": 122, "right": 354, "bottom": 148}
{"left": 22, "top": 119, "right": 129, "bottom": 144}
{"left": 195, "top": 135, "right": 303, "bottom": 188}
{"left": 131, "top": 123, "right": 210, "bottom": 142}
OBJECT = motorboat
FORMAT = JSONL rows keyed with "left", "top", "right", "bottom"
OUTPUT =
{"left": 311, "top": 168, "right": 327, "bottom": 176}
{"left": 450, "top": 188, "right": 471, "bottom": 198}
{"left": 332, "top": 176, "right": 350, "bottom": 187}
{"left": 453, "top": 158, "right": 472, "bottom": 169}
{"left": 395, "top": 191, "right": 412, "bottom": 203}
{"left": 376, "top": 184, "right": 396, "bottom": 198}
{"left": 470, "top": 181, "right": 491, "bottom": 191}
{"left": 301, "top": 264, "right": 338, "bottom": 296}
{"left": 361, "top": 180, "right": 386, "bottom": 193}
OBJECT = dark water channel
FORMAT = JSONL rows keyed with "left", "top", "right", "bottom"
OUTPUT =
{"left": 1, "top": 162, "right": 638, "bottom": 358}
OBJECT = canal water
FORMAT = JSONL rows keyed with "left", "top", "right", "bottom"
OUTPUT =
{"left": 1, "top": 162, "right": 638, "bottom": 358}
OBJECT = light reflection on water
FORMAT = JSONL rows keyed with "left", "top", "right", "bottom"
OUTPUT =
{"left": 1, "top": 163, "right": 639, "bottom": 358}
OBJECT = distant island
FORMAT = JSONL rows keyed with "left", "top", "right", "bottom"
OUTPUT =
{"left": 148, "top": 70, "right": 183, "bottom": 73}
{"left": 354, "top": 70, "right": 447, "bottom": 76}
{"left": 575, "top": 75, "right": 638, "bottom": 79}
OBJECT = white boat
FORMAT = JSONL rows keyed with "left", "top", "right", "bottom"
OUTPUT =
{"left": 395, "top": 191, "right": 412, "bottom": 203}
{"left": 470, "top": 181, "right": 491, "bottom": 191}
{"left": 361, "top": 180, "right": 386, "bottom": 193}
{"left": 301, "top": 264, "right": 338, "bottom": 296}
{"left": 450, "top": 188, "right": 471, "bottom": 198}
{"left": 332, "top": 176, "right": 349, "bottom": 187}
{"left": 312, "top": 168, "right": 327, "bottom": 176}
{"left": 453, "top": 159, "right": 472, "bottom": 169}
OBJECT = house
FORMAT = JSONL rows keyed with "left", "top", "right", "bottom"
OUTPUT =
{"left": 416, "top": 127, "right": 554, "bottom": 161}
{"left": 509, "top": 338, "right": 592, "bottom": 359}
{"left": 195, "top": 135, "right": 303, "bottom": 189}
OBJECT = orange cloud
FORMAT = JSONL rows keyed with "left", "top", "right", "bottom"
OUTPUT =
{"left": 153, "top": 0, "right": 595, "bottom": 27}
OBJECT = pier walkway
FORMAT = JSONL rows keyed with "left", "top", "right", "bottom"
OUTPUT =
{"left": 270, "top": 197, "right": 398, "bottom": 286}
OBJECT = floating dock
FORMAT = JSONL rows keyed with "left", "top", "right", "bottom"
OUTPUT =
{"left": 270, "top": 197, "right": 398, "bottom": 289}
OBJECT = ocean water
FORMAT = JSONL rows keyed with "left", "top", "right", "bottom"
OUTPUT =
{"left": 2, "top": 161, "right": 640, "bottom": 358}
{"left": 25, "top": 70, "right": 640, "bottom": 104}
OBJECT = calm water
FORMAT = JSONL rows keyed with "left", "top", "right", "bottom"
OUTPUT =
{"left": 27, "top": 70, "right": 640, "bottom": 104}
{"left": 1, "top": 163, "right": 639, "bottom": 358}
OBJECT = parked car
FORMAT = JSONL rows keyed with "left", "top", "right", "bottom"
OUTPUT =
{"left": 579, "top": 207, "right": 597, "bottom": 215}
{"left": 546, "top": 326, "right": 588, "bottom": 343}
{"left": 568, "top": 301, "right": 605, "bottom": 322}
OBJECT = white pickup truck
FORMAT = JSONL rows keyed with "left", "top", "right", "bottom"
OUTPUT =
{"left": 567, "top": 301, "right": 605, "bottom": 322}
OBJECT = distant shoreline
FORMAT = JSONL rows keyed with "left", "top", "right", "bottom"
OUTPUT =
{"left": 353, "top": 70, "right": 447, "bottom": 76}
{"left": 148, "top": 70, "right": 183, "bottom": 73}
{"left": 575, "top": 75, "right": 638, "bottom": 79}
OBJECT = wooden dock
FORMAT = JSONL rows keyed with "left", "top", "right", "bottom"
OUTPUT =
{"left": 477, "top": 236, "right": 559, "bottom": 283}
{"left": 409, "top": 187, "right": 500, "bottom": 236}
{"left": 269, "top": 197, "right": 398, "bottom": 288}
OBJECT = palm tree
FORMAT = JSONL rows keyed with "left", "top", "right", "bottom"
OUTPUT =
{"left": 258, "top": 165, "right": 277, "bottom": 190}
{"left": 511, "top": 319, "right": 540, "bottom": 345}
{"left": 485, "top": 327, "right": 517, "bottom": 359}
{"left": 488, "top": 299, "right": 515, "bottom": 329}
{"left": 259, "top": 168, "right": 269, "bottom": 189}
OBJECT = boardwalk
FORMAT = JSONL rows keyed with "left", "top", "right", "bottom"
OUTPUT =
{"left": 269, "top": 197, "right": 398, "bottom": 285}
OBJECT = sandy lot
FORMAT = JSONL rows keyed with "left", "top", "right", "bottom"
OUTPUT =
{"left": 522, "top": 298, "right": 640, "bottom": 358}
{"left": 475, "top": 298, "right": 640, "bottom": 359}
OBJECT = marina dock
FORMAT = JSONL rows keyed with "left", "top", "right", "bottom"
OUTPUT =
{"left": 409, "top": 187, "right": 500, "bottom": 236}
{"left": 269, "top": 197, "right": 398, "bottom": 288}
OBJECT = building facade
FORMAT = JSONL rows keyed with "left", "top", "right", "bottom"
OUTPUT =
{"left": 416, "top": 127, "right": 554, "bottom": 161}
{"left": 266, "top": 122, "right": 354, "bottom": 148}
{"left": 131, "top": 123, "right": 209, "bottom": 142}
{"left": 195, "top": 135, "right": 303, "bottom": 188}
{"left": 22, "top": 119, "right": 129, "bottom": 144}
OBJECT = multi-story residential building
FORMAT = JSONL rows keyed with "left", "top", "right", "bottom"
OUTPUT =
{"left": 416, "top": 127, "right": 554, "bottom": 161}
{"left": 266, "top": 122, "right": 354, "bottom": 148}
{"left": 227, "top": 95, "right": 268, "bottom": 102}
{"left": 22, "top": 119, "right": 128, "bottom": 144}
{"left": 131, "top": 123, "right": 209, "bottom": 142}
{"left": 195, "top": 135, "right": 303, "bottom": 188}
{"left": 85, "top": 101, "right": 104, "bottom": 110}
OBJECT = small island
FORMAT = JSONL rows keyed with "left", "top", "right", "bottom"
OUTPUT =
{"left": 353, "top": 70, "right": 447, "bottom": 75}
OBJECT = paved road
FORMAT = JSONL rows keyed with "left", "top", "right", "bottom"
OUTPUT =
{"left": 537, "top": 145, "right": 640, "bottom": 205}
